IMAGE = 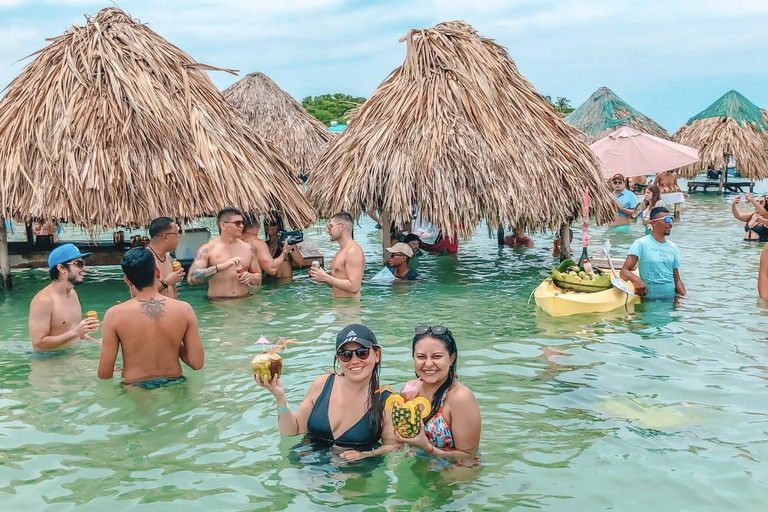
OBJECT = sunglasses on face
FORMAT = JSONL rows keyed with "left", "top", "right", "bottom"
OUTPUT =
{"left": 652, "top": 216, "right": 674, "bottom": 224}
{"left": 612, "top": 179, "right": 624, "bottom": 184}
{"left": 415, "top": 325, "right": 448, "bottom": 336}
{"left": 163, "top": 230, "right": 181, "bottom": 237}
{"left": 391, "top": 253, "right": 406, "bottom": 258}
{"left": 67, "top": 260, "right": 86, "bottom": 269}
{"left": 223, "top": 220, "right": 244, "bottom": 227}
{"left": 336, "top": 347, "right": 372, "bottom": 362}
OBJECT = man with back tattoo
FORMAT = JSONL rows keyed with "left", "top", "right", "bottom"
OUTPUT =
{"left": 98, "top": 247, "right": 204, "bottom": 389}
{"left": 187, "top": 207, "right": 261, "bottom": 298}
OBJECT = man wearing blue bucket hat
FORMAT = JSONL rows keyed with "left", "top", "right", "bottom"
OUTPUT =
{"left": 28, "top": 243, "right": 99, "bottom": 352}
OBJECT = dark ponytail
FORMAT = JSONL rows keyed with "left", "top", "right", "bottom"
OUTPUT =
{"left": 412, "top": 329, "right": 458, "bottom": 424}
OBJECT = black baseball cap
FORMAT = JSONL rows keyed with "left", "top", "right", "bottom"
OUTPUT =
{"left": 336, "top": 324, "right": 378, "bottom": 349}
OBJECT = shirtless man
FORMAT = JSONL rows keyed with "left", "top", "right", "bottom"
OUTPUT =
{"left": 139, "top": 217, "right": 185, "bottom": 299}
{"left": 98, "top": 247, "right": 204, "bottom": 386}
{"left": 309, "top": 212, "right": 365, "bottom": 298}
{"left": 187, "top": 208, "right": 261, "bottom": 298}
{"left": 503, "top": 231, "right": 534, "bottom": 248}
{"left": 28, "top": 243, "right": 99, "bottom": 352}
{"left": 759, "top": 244, "right": 768, "bottom": 300}
{"left": 240, "top": 216, "right": 302, "bottom": 282}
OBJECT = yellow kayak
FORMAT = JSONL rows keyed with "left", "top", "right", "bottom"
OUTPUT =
{"left": 534, "top": 278, "right": 639, "bottom": 317}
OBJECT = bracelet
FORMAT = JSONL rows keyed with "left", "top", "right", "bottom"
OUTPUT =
{"left": 277, "top": 405, "right": 289, "bottom": 413}
{"left": 159, "top": 279, "right": 169, "bottom": 289}
{"left": 428, "top": 444, "right": 435, "bottom": 455}
{"left": 215, "top": 264, "right": 219, "bottom": 273}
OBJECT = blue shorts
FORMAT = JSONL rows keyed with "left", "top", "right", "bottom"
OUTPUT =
{"left": 122, "top": 375, "right": 186, "bottom": 390}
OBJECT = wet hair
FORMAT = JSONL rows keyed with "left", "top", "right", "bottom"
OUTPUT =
{"left": 49, "top": 266, "right": 61, "bottom": 281}
{"left": 148, "top": 217, "right": 174, "bottom": 238}
{"left": 242, "top": 214, "right": 257, "bottom": 230}
{"left": 646, "top": 185, "right": 661, "bottom": 207}
{"left": 217, "top": 207, "right": 242, "bottom": 224}
{"left": 331, "top": 211, "right": 354, "bottom": 236}
{"left": 404, "top": 233, "right": 421, "bottom": 244}
{"left": 412, "top": 327, "right": 458, "bottom": 423}
{"left": 650, "top": 206, "right": 670, "bottom": 219}
{"left": 121, "top": 247, "right": 156, "bottom": 290}
{"left": 332, "top": 343, "right": 384, "bottom": 439}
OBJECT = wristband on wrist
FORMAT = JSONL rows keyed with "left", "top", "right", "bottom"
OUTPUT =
{"left": 277, "top": 405, "right": 289, "bottom": 413}
{"left": 215, "top": 264, "right": 219, "bottom": 273}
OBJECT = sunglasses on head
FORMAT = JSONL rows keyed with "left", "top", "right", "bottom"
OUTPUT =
{"left": 415, "top": 325, "right": 448, "bottom": 336}
{"left": 67, "top": 259, "right": 86, "bottom": 269}
{"left": 652, "top": 215, "right": 674, "bottom": 224}
{"left": 336, "top": 346, "right": 372, "bottom": 362}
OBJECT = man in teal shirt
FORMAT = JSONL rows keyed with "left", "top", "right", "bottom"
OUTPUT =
{"left": 620, "top": 207, "right": 686, "bottom": 299}
{"left": 609, "top": 173, "right": 638, "bottom": 227}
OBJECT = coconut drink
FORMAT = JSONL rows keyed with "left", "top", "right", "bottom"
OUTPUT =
{"left": 251, "top": 336, "right": 299, "bottom": 381}
{"left": 377, "top": 385, "right": 432, "bottom": 438}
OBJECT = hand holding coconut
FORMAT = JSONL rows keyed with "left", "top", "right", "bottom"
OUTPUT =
{"left": 251, "top": 336, "right": 299, "bottom": 399}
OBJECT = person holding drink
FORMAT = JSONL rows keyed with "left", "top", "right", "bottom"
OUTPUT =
{"left": 732, "top": 193, "right": 768, "bottom": 242}
{"left": 143, "top": 217, "right": 185, "bottom": 299}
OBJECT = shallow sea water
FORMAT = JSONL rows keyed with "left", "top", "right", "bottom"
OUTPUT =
{"left": 2, "top": 184, "right": 768, "bottom": 511}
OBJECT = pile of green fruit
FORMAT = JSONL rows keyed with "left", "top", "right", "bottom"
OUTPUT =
{"left": 551, "top": 259, "right": 612, "bottom": 293}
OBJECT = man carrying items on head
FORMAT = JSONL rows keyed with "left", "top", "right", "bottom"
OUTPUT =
{"left": 143, "top": 217, "right": 185, "bottom": 299}
{"left": 620, "top": 207, "right": 686, "bottom": 299}
{"left": 98, "top": 247, "right": 204, "bottom": 389}
{"left": 28, "top": 244, "right": 99, "bottom": 352}
{"left": 385, "top": 242, "right": 420, "bottom": 280}
{"left": 187, "top": 207, "right": 261, "bottom": 298}
{"left": 310, "top": 212, "right": 365, "bottom": 298}
{"left": 609, "top": 173, "right": 638, "bottom": 227}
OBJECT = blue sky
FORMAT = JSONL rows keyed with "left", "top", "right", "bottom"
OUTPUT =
{"left": 1, "top": 0, "right": 766, "bottom": 132}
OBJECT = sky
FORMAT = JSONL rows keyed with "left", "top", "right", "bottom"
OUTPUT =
{"left": 1, "top": 0, "right": 766, "bottom": 132}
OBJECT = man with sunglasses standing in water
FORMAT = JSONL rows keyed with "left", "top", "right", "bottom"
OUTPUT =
{"left": 188, "top": 207, "right": 261, "bottom": 298}
{"left": 28, "top": 244, "right": 100, "bottom": 352}
{"left": 310, "top": 212, "right": 365, "bottom": 298}
{"left": 620, "top": 207, "right": 686, "bottom": 299}
{"left": 609, "top": 173, "right": 638, "bottom": 227}
{"left": 142, "top": 217, "right": 185, "bottom": 299}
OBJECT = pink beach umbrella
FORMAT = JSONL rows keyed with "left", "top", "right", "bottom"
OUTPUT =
{"left": 589, "top": 126, "right": 699, "bottom": 178}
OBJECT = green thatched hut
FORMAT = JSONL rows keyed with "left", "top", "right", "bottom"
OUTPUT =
{"left": 565, "top": 87, "right": 670, "bottom": 144}
{"left": 674, "top": 90, "right": 768, "bottom": 180}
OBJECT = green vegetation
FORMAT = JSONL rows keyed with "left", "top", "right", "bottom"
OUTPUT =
{"left": 542, "top": 95, "right": 574, "bottom": 114}
{"left": 302, "top": 93, "right": 366, "bottom": 125}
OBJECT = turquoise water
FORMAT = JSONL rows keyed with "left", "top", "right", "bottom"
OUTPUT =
{"left": 2, "top": 186, "right": 768, "bottom": 511}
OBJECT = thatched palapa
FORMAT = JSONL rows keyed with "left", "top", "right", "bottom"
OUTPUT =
{"left": 223, "top": 72, "right": 332, "bottom": 177}
{"left": 307, "top": 21, "right": 615, "bottom": 237}
{"left": 565, "top": 87, "right": 670, "bottom": 144}
{"left": 673, "top": 90, "right": 768, "bottom": 180}
{"left": 0, "top": 8, "right": 315, "bottom": 229}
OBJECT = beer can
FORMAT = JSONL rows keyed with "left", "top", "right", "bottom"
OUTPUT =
{"left": 172, "top": 261, "right": 182, "bottom": 272}
{"left": 85, "top": 310, "right": 99, "bottom": 321}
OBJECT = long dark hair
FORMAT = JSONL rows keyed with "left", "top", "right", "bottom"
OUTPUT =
{"left": 412, "top": 328, "right": 458, "bottom": 423}
{"left": 332, "top": 345, "right": 384, "bottom": 438}
{"left": 646, "top": 185, "right": 661, "bottom": 207}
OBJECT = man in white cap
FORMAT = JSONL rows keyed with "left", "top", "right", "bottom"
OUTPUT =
{"left": 385, "top": 242, "right": 420, "bottom": 280}
{"left": 28, "top": 243, "right": 100, "bottom": 352}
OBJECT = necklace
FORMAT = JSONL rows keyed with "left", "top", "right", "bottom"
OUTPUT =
{"left": 148, "top": 245, "right": 166, "bottom": 263}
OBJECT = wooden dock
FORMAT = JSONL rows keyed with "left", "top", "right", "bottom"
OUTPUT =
{"left": 687, "top": 178, "right": 753, "bottom": 194}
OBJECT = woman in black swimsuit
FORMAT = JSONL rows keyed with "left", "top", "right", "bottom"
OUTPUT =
{"left": 732, "top": 194, "right": 768, "bottom": 241}
{"left": 254, "top": 324, "right": 398, "bottom": 459}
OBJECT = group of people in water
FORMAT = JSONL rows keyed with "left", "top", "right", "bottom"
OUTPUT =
{"left": 27, "top": 207, "right": 481, "bottom": 464}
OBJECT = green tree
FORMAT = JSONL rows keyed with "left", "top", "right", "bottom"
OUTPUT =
{"left": 540, "top": 94, "right": 575, "bottom": 115}
{"left": 302, "top": 93, "right": 366, "bottom": 125}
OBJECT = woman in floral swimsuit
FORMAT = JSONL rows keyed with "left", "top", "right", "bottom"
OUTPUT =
{"left": 398, "top": 325, "right": 481, "bottom": 465}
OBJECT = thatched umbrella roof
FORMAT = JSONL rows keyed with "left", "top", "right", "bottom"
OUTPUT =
{"left": 223, "top": 72, "right": 332, "bottom": 178}
{"left": 565, "top": 87, "right": 670, "bottom": 144}
{"left": 673, "top": 90, "right": 768, "bottom": 180}
{"left": 0, "top": 8, "right": 315, "bottom": 229}
{"left": 307, "top": 21, "right": 615, "bottom": 236}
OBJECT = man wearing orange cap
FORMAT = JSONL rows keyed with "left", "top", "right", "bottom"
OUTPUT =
{"left": 609, "top": 173, "right": 638, "bottom": 227}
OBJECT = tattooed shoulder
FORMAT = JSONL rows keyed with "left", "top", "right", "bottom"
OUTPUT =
{"left": 138, "top": 297, "right": 166, "bottom": 320}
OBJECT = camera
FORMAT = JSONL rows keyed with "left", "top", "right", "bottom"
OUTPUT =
{"left": 279, "top": 229, "right": 304, "bottom": 246}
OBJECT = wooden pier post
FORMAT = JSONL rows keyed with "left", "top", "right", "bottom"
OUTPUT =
{"left": 380, "top": 212, "right": 390, "bottom": 265}
{"left": 0, "top": 221, "right": 13, "bottom": 290}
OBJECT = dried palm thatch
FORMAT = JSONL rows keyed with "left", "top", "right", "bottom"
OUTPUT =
{"left": 0, "top": 8, "right": 315, "bottom": 230}
{"left": 565, "top": 87, "right": 670, "bottom": 144}
{"left": 223, "top": 72, "right": 332, "bottom": 178}
{"left": 673, "top": 90, "right": 768, "bottom": 180}
{"left": 307, "top": 21, "right": 615, "bottom": 236}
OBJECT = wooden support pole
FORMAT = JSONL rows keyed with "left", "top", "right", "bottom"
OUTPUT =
{"left": 497, "top": 227, "right": 504, "bottom": 246}
{"left": 558, "top": 223, "right": 572, "bottom": 262}
{"left": 0, "top": 221, "right": 12, "bottom": 290}
{"left": 674, "top": 202, "right": 681, "bottom": 219}
{"left": 380, "top": 212, "right": 390, "bottom": 266}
